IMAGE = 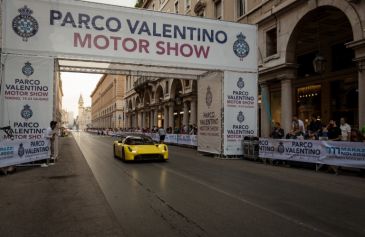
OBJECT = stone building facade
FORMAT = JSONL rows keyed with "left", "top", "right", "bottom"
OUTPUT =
{"left": 91, "top": 75, "right": 126, "bottom": 128}
{"left": 141, "top": 0, "right": 365, "bottom": 136}
{"left": 124, "top": 75, "right": 197, "bottom": 131}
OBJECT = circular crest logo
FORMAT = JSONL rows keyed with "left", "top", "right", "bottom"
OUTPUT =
{"left": 18, "top": 143, "right": 25, "bottom": 157}
{"left": 237, "top": 77, "right": 245, "bottom": 89}
{"left": 278, "top": 142, "right": 285, "bottom": 154}
{"left": 21, "top": 104, "right": 33, "bottom": 120}
{"left": 12, "top": 5, "right": 39, "bottom": 42}
{"left": 22, "top": 62, "right": 34, "bottom": 77}
{"left": 237, "top": 111, "right": 245, "bottom": 123}
{"left": 233, "top": 33, "right": 250, "bottom": 61}
{"left": 206, "top": 86, "right": 213, "bottom": 107}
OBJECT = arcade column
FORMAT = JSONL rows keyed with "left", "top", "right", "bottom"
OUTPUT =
{"left": 346, "top": 39, "right": 365, "bottom": 129}
{"left": 183, "top": 100, "right": 189, "bottom": 128}
{"left": 260, "top": 83, "right": 270, "bottom": 137}
{"left": 163, "top": 105, "right": 169, "bottom": 130}
{"left": 281, "top": 78, "right": 293, "bottom": 134}
{"left": 189, "top": 97, "right": 197, "bottom": 126}
{"left": 168, "top": 102, "right": 174, "bottom": 129}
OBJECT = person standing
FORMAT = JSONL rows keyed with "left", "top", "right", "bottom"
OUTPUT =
{"left": 157, "top": 126, "right": 166, "bottom": 143}
{"left": 339, "top": 117, "right": 351, "bottom": 141}
{"left": 292, "top": 115, "right": 305, "bottom": 134}
{"left": 44, "top": 121, "right": 57, "bottom": 166}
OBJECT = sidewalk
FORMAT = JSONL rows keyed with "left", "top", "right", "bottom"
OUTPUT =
{"left": 0, "top": 135, "right": 125, "bottom": 237}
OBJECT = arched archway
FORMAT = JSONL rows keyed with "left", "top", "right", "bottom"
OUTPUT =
{"left": 284, "top": 0, "right": 363, "bottom": 64}
{"left": 286, "top": 6, "right": 357, "bottom": 126}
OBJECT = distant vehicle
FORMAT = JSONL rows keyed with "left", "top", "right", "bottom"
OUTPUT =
{"left": 113, "top": 134, "right": 168, "bottom": 162}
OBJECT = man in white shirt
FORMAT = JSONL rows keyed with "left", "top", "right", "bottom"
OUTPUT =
{"left": 292, "top": 115, "right": 305, "bottom": 134}
{"left": 339, "top": 117, "right": 351, "bottom": 141}
{"left": 44, "top": 121, "right": 57, "bottom": 165}
{"left": 158, "top": 127, "right": 166, "bottom": 143}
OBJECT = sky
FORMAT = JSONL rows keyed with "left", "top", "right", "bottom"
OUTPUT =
{"left": 61, "top": 0, "right": 136, "bottom": 117}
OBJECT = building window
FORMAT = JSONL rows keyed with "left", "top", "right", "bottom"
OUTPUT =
{"left": 152, "top": 3, "right": 155, "bottom": 10}
{"left": 214, "top": 0, "right": 222, "bottom": 20}
{"left": 185, "top": 0, "right": 191, "bottom": 11}
{"left": 185, "top": 80, "right": 189, "bottom": 87}
{"left": 174, "top": 0, "right": 179, "bottom": 13}
{"left": 237, "top": 0, "right": 245, "bottom": 18}
{"left": 266, "top": 28, "right": 277, "bottom": 57}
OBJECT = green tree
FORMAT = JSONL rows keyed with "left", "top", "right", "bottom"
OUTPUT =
{"left": 135, "top": 0, "right": 143, "bottom": 8}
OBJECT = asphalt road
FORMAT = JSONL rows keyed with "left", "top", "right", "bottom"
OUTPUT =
{"left": 73, "top": 132, "right": 365, "bottom": 237}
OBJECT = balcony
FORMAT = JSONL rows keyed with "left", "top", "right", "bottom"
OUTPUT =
{"left": 133, "top": 77, "right": 150, "bottom": 95}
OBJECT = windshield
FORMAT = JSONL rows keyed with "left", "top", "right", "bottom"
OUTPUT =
{"left": 125, "top": 136, "right": 154, "bottom": 145}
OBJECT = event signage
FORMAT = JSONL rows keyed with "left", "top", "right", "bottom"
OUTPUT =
{"left": 259, "top": 138, "right": 365, "bottom": 168}
{"left": 2, "top": 0, "right": 257, "bottom": 71}
{"left": 1, "top": 55, "right": 53, "bottom": 141}
{"left": 0, "top": 55, "right": 53, "bottom": 167}
{"left": 223, "top": 71, "right": 258, "bottom": 155}
{"left": 197, "top": 72, "right": 222, "bottom": 154}
{"left": 0, "top": 139, "right": 49, "bottom": 168}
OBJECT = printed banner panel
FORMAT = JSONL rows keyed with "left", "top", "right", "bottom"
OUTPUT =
{"left": 3, "top": 0, "right": 257, "bottom": 72}
{"left": 197, "top": 71, "right": 222, "bottom": 154}
{"left": 259, "top": 138, "right": 365, "bottom": 168}
{"left": 1, "top": 55, "right": 54, "bottom": 141}
{"left": 223, "top": 71, "right": 258, "bottom": 155}
{"left": 0, "top": 139, "right": 49, "bottom": 168}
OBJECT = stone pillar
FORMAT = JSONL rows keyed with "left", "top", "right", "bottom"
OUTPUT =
{"left": 346, "top": 40, "right": 365, "bottom": 129}
{"left": 183, "top": 100, "right": 189, "bottom": 128}
{"left": 358, "top": 59, "right": 365, "bottom": 129}
{"left": 154, "top": 109, "right": 158, "bottom": 127}
{"left": 281, "top": 78, "right": 293, "bottom": 135}
{"left": 260, "top": 83, "right": 270, "bottom": 137}
{"left": 150, "top": 110, "right": 154, "bottom": 129}
{"left": 141, "top": 111, "right": 145, "bottom": 129}
{"left": 189, "top": 98, "right": 197, "bottom": 126}
{"left": 169, "top": 102, "right": 174, "bottom": 129}
{"left": 163, "top": 105, "right": 169, "bottom": 130}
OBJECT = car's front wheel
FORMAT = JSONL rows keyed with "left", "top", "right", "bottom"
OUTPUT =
{"left": 113, "top": 145, "right": 118, "bottom": 159}
{"left": 121, "top": 148, "right": 126, "bottom": 162}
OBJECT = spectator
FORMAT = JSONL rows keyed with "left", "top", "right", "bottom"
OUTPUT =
{"left": 318, "top": 124, "right": 329, "bottom": 140}
{"left": 271, "top": 122, "right": 284, "bottom": 139}
{"left": 350, "top": 128, "right": 364, "bottom": 142}
{"left": 339, "top": 118, "right": 351, "bottom": 141}
{"left": 307, "top": 115, "right": 322, "bottom": 139}
{"left": 327, "top": 120, "right": 341, "bottom": 141}
{"left": 286, "top": 120, "right": 303, "bottom": 139}
{"left": 292, "top": 115, "right": 305, "bottom": 134}
{"left": 157, "top": 127, "right": 166, "bottom": 143}
{"left": 43, "top": 120, "right": 58, "bottom": 166}
{"left": 361, "top": 124, "right": 365, "bottom": 137}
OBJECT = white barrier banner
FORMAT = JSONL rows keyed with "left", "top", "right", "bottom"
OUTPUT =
{"left": 259, "top": 138, "right": 365, "bottom": 168}
{"left": 177, "top": 134, "right": 197, "bottom": 146}
{"left": 0, "top": 139, "right": 49, "bottom": 168}
{"left": 321, "top": 141, "right": 365, "bottom": 168}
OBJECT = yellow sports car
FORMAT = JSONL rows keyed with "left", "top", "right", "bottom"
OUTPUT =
{"left": 113, "top": 134, "right": 168, "bottom": 161}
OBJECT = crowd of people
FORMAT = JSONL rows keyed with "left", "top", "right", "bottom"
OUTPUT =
{"left": 91, "top": 124, "right": 198, "bottom": 136}
{"left": 271, "top": 115, "right": 365, "bottom": 142}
